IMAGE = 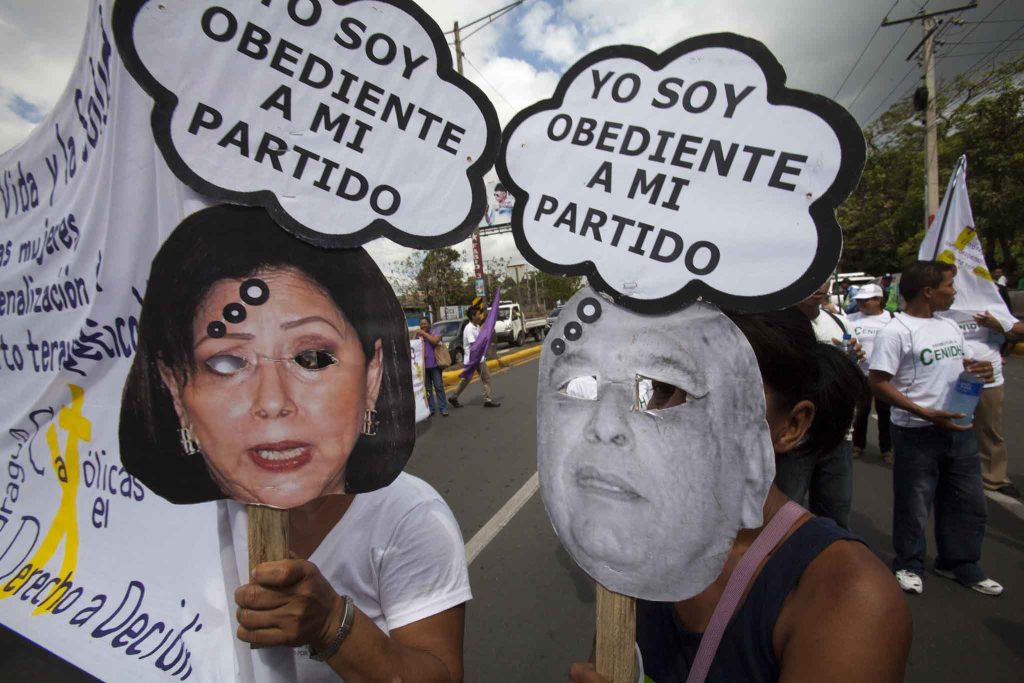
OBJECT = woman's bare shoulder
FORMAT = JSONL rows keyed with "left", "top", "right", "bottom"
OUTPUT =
{"left": 775, "top": 538, "right": 912, "bottom": 682}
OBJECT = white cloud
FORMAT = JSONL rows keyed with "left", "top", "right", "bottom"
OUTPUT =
{"left": 517, "top": 1, "right": 584, "bottom": 67}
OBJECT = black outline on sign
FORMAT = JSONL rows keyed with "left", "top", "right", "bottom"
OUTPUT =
{"left": 112, "top": 0, "right": 500, "bottom": 249}
{"left": 495, "top": 33, "right": 865, "bottom": 314}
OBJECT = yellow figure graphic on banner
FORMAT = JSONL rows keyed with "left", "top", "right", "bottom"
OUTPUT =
{"left": 953, "top": 226, "right": 976, "bottom": 251}
{"left": 0, "top": 385, "right": 89, "bottom": 615}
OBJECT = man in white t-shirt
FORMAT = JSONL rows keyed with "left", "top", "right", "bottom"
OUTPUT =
{"left": 939, "top": 306, "right": 1024, "bottom": 498}
{"left": 774, "top": 280, "right": 864, "bottom": 530}
{"left": 868, "top": 260, "right": 1001, "bottom": 597}
{"left": 847, "top": 284, "right": 895, "bottom": 462}
{"left": 448, "top": 305, "right": 500, "bottom": 408}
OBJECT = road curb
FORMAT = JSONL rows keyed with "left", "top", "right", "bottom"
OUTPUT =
{"left": 442, "top": 345, "right": 542, "bottom": 387}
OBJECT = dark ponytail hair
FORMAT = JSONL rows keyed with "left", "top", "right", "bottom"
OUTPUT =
{"left": 725, "top": 308, "right": 866, "bottom": 459}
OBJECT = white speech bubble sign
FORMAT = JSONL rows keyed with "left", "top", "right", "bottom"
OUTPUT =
{"left": 497, "top": 34, "right": 864, "bottom": 314}
{"left": 113, "top": 0, "right": 500, "bottom": 248}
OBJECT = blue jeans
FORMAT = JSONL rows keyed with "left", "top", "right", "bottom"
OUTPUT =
{"left": 890, "top": 425, "right": 987, "bottom": 583}
{"left": 774, "top": 440, "right": 853, "bottom": 529}
{"left": 424, "top": 366, "right": 448, "bottom": 414}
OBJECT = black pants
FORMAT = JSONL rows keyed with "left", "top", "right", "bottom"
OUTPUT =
{"left": 853, "top": 391, "right": 891, "bottom": 453}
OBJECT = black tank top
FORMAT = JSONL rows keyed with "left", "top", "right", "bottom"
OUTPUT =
{"left": 636, "top": 516, "right": 861, "bottom": 683}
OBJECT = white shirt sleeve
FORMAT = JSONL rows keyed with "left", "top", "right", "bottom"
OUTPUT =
{"left": 869, "top": 324, "right": 905, "bottom": 376}
{"left": 463, "top": 323, "right": 479, "bottom": 349}
{"left": 378, "top": 497, "right": 472, "bottom": 631}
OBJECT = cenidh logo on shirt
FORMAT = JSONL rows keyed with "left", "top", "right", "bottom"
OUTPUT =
{"left": 920, "top": 340, "right": 963, "bottom": 365}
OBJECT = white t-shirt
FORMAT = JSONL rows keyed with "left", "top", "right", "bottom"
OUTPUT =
{"left": 938, "top": 309, "right": 1019, "bottom": 388}
{"left": 869, "top": 313, "right": 966, "bottom": 428}
{"left": 223, "top": 474, "right": 471, "bottom": 682}
{"left": 846, "top": 311, "right": 893, "bottom": 375}
{"left": 809, "top": 309, "right": 847, "bottom": 344}
{"left": 463, "top": 321, "right": 480, "bottom": 349}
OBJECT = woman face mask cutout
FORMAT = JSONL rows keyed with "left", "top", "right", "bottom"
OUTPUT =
{"left": 537, "top": 289, "right": 775, "bottom": 601}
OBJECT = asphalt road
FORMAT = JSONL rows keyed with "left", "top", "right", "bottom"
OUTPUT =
{"left": 3, "top": 347, "right": 1022, "bottom": 682}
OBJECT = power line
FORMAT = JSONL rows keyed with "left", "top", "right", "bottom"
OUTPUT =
{"left": 864, "top": 64, "right": 918, "bottom": 122}
{"left": 834, "top": 0, "right": 901, "bottom": 98}
{"left": 460, "top": 3, "right": 522, "bottom": 44}
{"left": 937, "top": 0, "right": 1007, "bottom": 55}
{"left": 962, "top": 18, "right": 1024, "bottom": 24}
{"left": 941, "top": 47, "right": 1024, "bottom": 58}
{"left": 848, "top": 22, "right": 913, "bottom": 110}
{"left": 443, "top": 0, "right": 527, "bottom": 35}
{"left": 960, "top": 21, "right": 1024, "bottom": 79}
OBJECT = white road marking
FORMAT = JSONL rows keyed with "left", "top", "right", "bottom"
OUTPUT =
{"left": 465, "top": 471, "right": 540, "bottom": 565}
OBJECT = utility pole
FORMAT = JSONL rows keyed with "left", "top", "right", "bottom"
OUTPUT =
{"left": 882, "top": 2, "right": 976, "bottom": 227}
{"left": 453, "top": 20, "right": 487, "bottom": 299}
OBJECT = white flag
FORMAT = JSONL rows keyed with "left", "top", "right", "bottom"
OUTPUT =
{"left": 918, "top": 155, "right": 1017, "bottom": 330}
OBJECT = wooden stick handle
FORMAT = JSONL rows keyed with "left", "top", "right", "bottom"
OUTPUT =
{"left": 595, "top": 584, "right": 637, "bottom": 683}
{"left": 247, "top": 505, "right": 289, "bottom": 572}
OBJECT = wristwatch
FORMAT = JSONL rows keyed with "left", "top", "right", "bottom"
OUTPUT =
{"left": 309, "top": 595, "right": 355, "bottom": 662}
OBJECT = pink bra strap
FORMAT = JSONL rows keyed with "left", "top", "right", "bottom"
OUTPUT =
{"left": 685, "top": 501, "right": 807, "bottom": 683}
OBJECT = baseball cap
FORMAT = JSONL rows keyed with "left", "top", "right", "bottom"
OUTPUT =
{"left": 854, "top": 283, "right": 884, "bottom": 300}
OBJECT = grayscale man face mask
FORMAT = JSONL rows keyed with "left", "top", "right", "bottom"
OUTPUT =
{"left": 537, "top": 289, "right": 775, "bottom": 601}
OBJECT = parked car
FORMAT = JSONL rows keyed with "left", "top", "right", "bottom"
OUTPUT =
{"left": 546, "top": 305, "right": 563, "bottom": 331}
{"left": 494, "top": 301, "right": 547, "bottom": 346}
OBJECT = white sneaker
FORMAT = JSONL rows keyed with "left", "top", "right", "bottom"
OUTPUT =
{"left": 895, "top": 570, "right": 923, "bottom": 594}
{"left": 934, "top": 568, "right": 1004, "bottom": 596}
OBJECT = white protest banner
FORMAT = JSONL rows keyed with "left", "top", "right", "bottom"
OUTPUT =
{"left": 409, "top": 338, "right": 430, "bottom": 422}
{"left": 0, "top": 4, "right": 239, "bottom": 681}
{"left": 113, "top": 0, "right": 500, "bottom": 248}
{"left": 498, "top": 34, "right": 865, "bottom": 313}
{"left": 2, "top": 1, "right": 446, "bottom": 679}
{"left": 919, "top": 155, "right": 1016, "bottom": 328}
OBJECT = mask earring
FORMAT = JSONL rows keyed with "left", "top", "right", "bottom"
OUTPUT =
{"left": 361, "top": 409, "right": 379, "bottom": 437}
{"left": 179, "top": 424, "right": 201, "bottom": 455}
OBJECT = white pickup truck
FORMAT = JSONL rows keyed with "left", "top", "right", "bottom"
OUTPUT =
{"left": 494, "top": 301, "right": 547, "bottom": 346}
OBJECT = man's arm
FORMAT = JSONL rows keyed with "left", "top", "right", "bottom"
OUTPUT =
{"left": 868, "top": 370, "right": 969, "bottom": 431}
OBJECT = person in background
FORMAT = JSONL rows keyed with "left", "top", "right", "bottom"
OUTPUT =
{"left": 775, "top": 280, "right": 864, "bottom": 530}
{"left": 992, "top": 266, "right": 1012, "bottom": 310}
{"left": 868, "top": 260, "right": 1001, "bottom": 596}
{"left": 960, "top": 307, "right": 1024, "bottom": 498}
{"left": 842, "top": 278, "right": 860, "bottom": 314}
{"left": 448, "top": 305, "right": 501, "bottom": 408}
{"left": 417, "top": 317, "right": 449, "bottom": 417}
{"left": 847, "top": 284, "right": 894, "bottom": 463}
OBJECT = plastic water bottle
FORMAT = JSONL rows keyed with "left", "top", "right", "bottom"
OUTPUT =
{"left": 945, "top": 371, "right": 985, "bottom": 426}
{"left": 839, "top": 333, "right": 857, "bottom": 361}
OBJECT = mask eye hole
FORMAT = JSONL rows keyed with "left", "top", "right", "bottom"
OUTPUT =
{"left": 205, "top": 354, "right": 248, "bottom": 376}
{"left": 558, "top": 375, "right": 598, "bottom": 400}
{"left": 637, "top": 375, "right": 687, "bottom": 411}
{"left": 292, "top": 349, "right": 338, "bottom": 371}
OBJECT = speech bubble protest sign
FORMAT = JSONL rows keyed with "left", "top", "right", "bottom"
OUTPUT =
{"left": 498, "top": 34, "right": 864, "bottom": 313}
{"left": 113, "top": 0, "right": 500, "bottom": 248}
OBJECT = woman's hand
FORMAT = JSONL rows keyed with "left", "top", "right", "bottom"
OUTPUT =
{"left": 568, "top": 663, "right": 611, "bottom": 683}
{"left": 235, "top": 559, "right": 345, "bottom": 650}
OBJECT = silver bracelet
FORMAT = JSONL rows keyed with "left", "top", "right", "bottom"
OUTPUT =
{"left": 309, "top": 595, "right": 355, "bottom": 662}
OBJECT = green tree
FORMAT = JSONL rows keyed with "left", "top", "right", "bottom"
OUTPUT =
{"left": 394, "top": 248, "right": 466, "bottom": 318}
{"left": 839, "top": 57, "right": 1024, "bottom": 275}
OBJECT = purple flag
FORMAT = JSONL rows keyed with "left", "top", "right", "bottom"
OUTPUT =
{"left": 460, "top": 288, "right": 501, "bottom": 380}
